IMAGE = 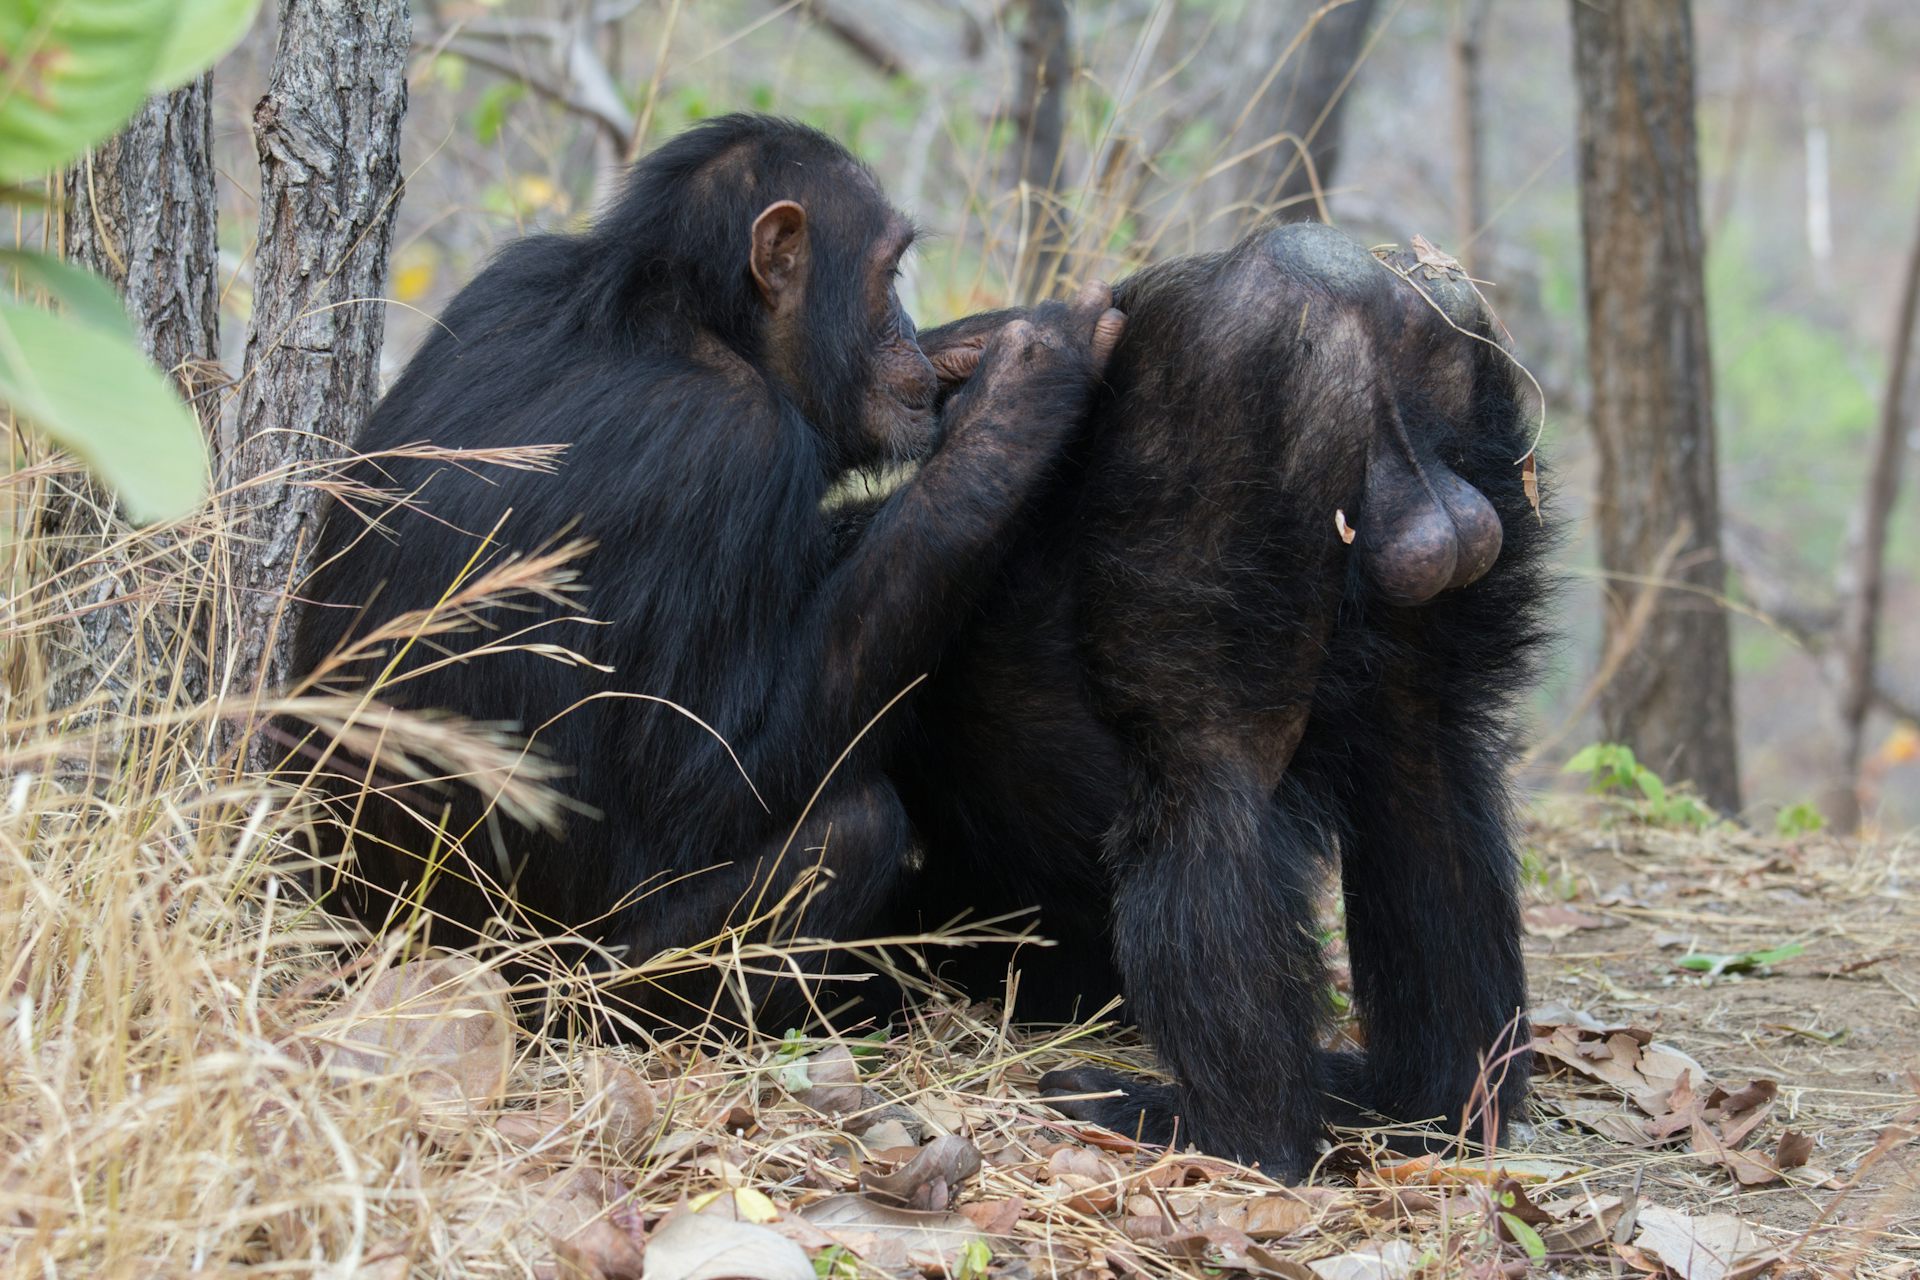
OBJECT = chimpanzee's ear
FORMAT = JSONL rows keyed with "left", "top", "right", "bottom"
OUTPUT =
{"left": 750, "top": 201, "right": 809, "bottom": 311}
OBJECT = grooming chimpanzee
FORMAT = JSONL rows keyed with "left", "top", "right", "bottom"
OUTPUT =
{"left": 894, "top": 224, "right": 1552, "bottom": 1178}
{"left": 293, "top": 114, "right": 1126, "bottom": 1026}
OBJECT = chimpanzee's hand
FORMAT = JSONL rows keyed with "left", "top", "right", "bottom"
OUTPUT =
{"left": 920, "top": 308, "right": 1026, "bottom": 388}
{"left": 947, "top": 282, "right": 1126, "bottom": 433}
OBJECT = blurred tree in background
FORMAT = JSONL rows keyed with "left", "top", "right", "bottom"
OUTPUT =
{"left": 16, "top": 0, "right": 1920, "bottom": 829}
{"left": 1570, "top": 0, "right": 1742, "bottom": 816}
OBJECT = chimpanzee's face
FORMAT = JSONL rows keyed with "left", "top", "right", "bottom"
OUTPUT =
{"left": 857, "top": 220, "right": 939, "bottom": 462}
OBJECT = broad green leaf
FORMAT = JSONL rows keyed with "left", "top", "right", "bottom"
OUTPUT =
{"left": 1677, "top": 942, "right": 1804, "bottom": 977}
{"left": 150, "top": 0, "right": 262, "bottom": 89}
{"left": 1500, "top": 1213, "right": 1548, "bottom": 1262}
{"left": 1562, "top": 745, "right": 1603, "bottom": 774}
{"left": 0, "top": 0, "right": 177, "bottom": 183}
{"left": 0, "top": 301, "right": 205, "bottom": 522}
{"left": 0, "top": 248, "right": 133, "bottom": 337}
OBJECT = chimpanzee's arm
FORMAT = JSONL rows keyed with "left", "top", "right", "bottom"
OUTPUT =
{"left": 744, "top": 288, "right": 1121, "bottom": 801}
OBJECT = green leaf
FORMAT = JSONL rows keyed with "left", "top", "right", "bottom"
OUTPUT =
{"left": 1562, "top": 744, "right": 1603, "bottom": 774}
{"left": 0, "top": 301, "right": 205, "bottom": 522}
{"left": 0, "top": 0, "right": 178, "bottom": 183}
{"left": 1775, "top": 801, "right": 1825, "bottom": 837}
{"left": 471, "top": 81, "right": 526, "bottom": 145}
{"left": 1500, "top": 1213, "right": 1548, "bottom": 1262}
{"left": 1677, "top": 941, "right": 1803, "bottom": 977}
{"left": 0, "top": 249, "right": 133, "bottom": 336}
{"left": 150, "top": 0, "right": 262, "bottom": 89}
{"left": 957, "top": 1238, "right": 993, "bottom": 1280}
{"left": 1635, "top": 769, "right": 1667, "bottom": 807}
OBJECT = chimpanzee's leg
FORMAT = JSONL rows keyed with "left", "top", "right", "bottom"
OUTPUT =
{"left": 1312, "top": 686, "right": 1531, "bottom": 1150}
{"left": 1042, "top": 748, "right": 1335, "bottom": 1178}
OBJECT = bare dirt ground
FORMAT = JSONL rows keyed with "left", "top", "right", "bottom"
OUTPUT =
{"left": 476, "top": 809, "right": 1920, "bottom": 1280}
{"left": 1510, "top": 810, "right": 1919, "bottom": 1274}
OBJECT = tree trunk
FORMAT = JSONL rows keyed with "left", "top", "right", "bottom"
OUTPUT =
{"left": 1571, "top": 0, "right": 1742, "bottom": 815}
{"left": 1822, "top": 196, "right": 1920, "bottom": 831}
{"left": 226, "top": 0, "right": 410, "bottom": 758}
{"left": 1008, "top": 0, "right": 1071, "bottom": 302}
{"left": 1448, "top": 0, "right": 1492, "bottom": 273}
{"left": 46, "top": 77, "right": 221, "bottom": 718}
{"left": 1203, "top": 0, "right": 1379, "bottom": 247}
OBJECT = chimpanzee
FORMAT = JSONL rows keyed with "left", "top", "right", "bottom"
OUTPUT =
{"left": 893, "top": 224, "right": 1553, "bottom": 1178}
{"left": 292, "top": 114, "right": 1126, "bottom": 1026}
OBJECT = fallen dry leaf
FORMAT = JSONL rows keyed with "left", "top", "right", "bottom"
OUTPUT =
{"left": 643, "top": 1211, "right": 812, "bottom": 1280}
{"left": 958, "top": 1195, "right": 1027, "bottom": 1235}
{"left": 529, "top": 1167, "right": 645, "bottom": 1280}
{"left": 793, "top": 1046, "right": 873, "bottom": 1118}
{"left": 1217, "top": 1193, "right": 1319, "bottom": 1240}
{"left": 1531, "top": 1017, "right": 1708, "bottom": 1114}
{"left": 1307, "top": 1240, "right": 1419, "bottom": 1280}
{"left": 1630, "top": 1207, "right": 1781, "bottom": 1280}
{"left": 1522, "top": 903, "right": 1611, "bottom": 940}
{"left": 1165, "top": 1226, "right": 1314, "bottom": 1279}
{"left": 1372, "top": 1154, "right": 1584, "bottom": 1185}
{"left": 1549, "top": 1097, "right": 1657, "bottom": 1146}
{"left": 1537, "top": 1193, "right": 1625, "bottom": 1255}
{"left": 801, "top": 1193, "right": 987, "bottom": 1272}
{"left": 858, "top": 1135, "right": 982, "bottom": 1210}
{"left": 306, "top": 951, "right": 514, "bottom": 1121}
{"left": 1410, "top": 234, "right": 1463, "bottom": 275}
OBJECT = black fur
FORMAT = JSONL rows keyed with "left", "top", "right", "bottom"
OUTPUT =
{"left": 897, "top": 223, "right": 1556, "bottom": 1178}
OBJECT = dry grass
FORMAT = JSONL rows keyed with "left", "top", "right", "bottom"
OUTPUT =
{"left": 2, "top": 460, "right": 1916, "bottom": 1278}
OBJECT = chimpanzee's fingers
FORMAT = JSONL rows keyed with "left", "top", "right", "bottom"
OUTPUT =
{"left": 929, "top": 338, "right": 987, "bottom": 386}
{"left": 1070, "top": 279, "right": 1114, "bottom": 320}
{"left": 1090, "top": 309, "right": 1126, "bottom": 371}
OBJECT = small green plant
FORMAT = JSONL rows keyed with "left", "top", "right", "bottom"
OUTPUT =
{"left": 1775, "top": 801, "right": 1826, "bottom": 837}
{"left": 1563, "top": 743, "right": 1716, "bottom": 829}
{"left": 814, "top": 1245, "right": 860, "bottom": 1280}
{"left": 1676, "top": 941, "right": 1803, "bottom": 978}
{"left": 1497, "top": 1186, "right": 1548, "bottom": 1263}
{"left": 1518, "top": 846, "right": 1579, "bottom": 900}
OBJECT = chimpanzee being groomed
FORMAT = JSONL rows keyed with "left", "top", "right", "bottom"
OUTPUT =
{"left": 295, "top": 114, "right": 1551, "bottom": 1181}
{"left": 896, "top": 227, "right": 1553, "bottom": 1178}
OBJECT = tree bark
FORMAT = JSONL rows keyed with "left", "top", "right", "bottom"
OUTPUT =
{"left": 1823, "top": 195, "right": 1920, "bottom": 831}
{"left": 227, "top": 0, "right": 410, "bottom": 754}
{"left": 1009, "top": 0, "right": 1071, "bottom": 302}
{"left": 46, "top": 77, "right": 221, "bottom": 717}
{"left": 1571, "top": 0, "right": 1742, "bottom": 814}
{"left": 1203, "top": 0, "right": 1379, "bottom": 246}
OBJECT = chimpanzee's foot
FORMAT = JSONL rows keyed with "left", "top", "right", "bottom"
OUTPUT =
{"left": 1038, "top": 1066, "right": 1182, "bottom": 1146}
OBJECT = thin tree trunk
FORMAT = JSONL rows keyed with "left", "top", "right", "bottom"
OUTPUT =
{"left": 226, "top": 0, "right": 410, "bottom": 762}
{"left": 1203, "top": 0, "right": 1379, "bottom": 247}
{"left": 1571, "top": 0, "right": 1742, "bottom": 815}
{"left": 1009, "top": 0, "right": 1071, "bottom": 302}
{"left": 46, "top": 77, "right": 221, "bottom": 718}
{"left": 1823, "top": 196, "right": 1920, "bottom": 831}
{"left": 1448, "top": 0, "right": 1492, "bottom": 272}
